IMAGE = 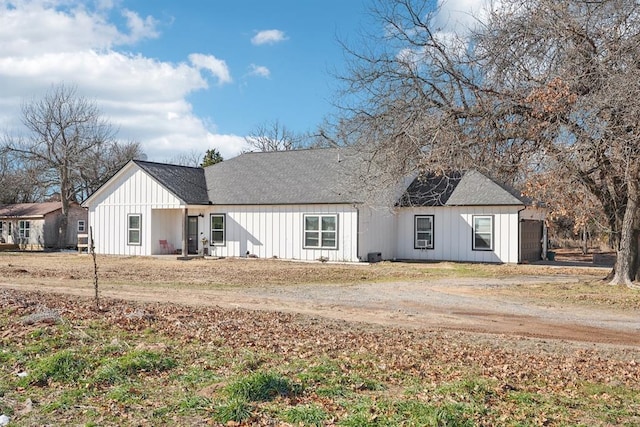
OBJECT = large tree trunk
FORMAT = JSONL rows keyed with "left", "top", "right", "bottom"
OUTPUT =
{"left": 610, "top": 180, "right": 640, "bottom": 288}
{"left": 58, "top": 164, "right": 70, "bottom": 249}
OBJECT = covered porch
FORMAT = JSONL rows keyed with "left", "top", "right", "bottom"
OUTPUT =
{"left": 151, "top": 207, "right": 209, "bottom": 256}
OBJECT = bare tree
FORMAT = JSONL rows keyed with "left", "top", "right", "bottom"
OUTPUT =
{"left": 4, "top": 84, "right": 140, "bottom": 247}
{"left": 244, "top": 119, "right": 306, "bottom": 152}
{"left": 337, "top": 0, "right": 640, "bottom": 287}
{"left": 167, "top": 150, "right": 203, "bottom": 167}
{"left": 0, "top": 148, "right": 46, "bottom": 204}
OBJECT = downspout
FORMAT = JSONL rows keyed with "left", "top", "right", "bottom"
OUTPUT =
{"left": 355, "top": 204, "right": 360, "bottom": 262}
{"left": 181, "top": 207, "right": 188, "bottom": 258}
{"left": 517, "top": 206, "right": 526, "bottom": 264}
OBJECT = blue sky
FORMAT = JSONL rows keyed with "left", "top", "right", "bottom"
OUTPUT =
{"left": 0, "top": 0, "right": 484, "bottom": 162}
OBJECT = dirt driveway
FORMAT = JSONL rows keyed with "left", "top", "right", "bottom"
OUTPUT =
{"left": 1, "top": 253, "right": 637, "bottom": 347}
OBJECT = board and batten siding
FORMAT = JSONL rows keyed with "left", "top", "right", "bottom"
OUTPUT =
{"left": 357, "top": 206, "right": 397, "bottom": 261}
{"left": 87, "top": 166, "right": 186, "bottom": 256}
{"left": 205, "top": 204, "right": 359, "bottom": 262}
{"left": 396, "top": 206, "right": 521, "bottom": 263}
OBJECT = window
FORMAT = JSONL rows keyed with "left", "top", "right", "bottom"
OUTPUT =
{"left": 18, "top": 220, "right": 30, "bottom": 239}
{"left": 127, "top": 214, "right": 141, "bottom": 245}
{"left": 304, "top": 214, "right": 337, "bottom": 249}
{"left": 77, "top": 220, "right": 86, "bottom": 233}
{"left": 0, "top": 221, "right": 3, "bottom": 235}
{"left": 210, "top": 214, "right": 225, "bottom": 246}
{"left": 415, "top": 215, "right": 434, "bottom": 249}
{"left": 473, "top": 215, "right": 493, "bottom": 251}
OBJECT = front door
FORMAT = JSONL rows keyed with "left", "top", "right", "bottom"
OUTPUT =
{"left": 187, "top": 216, "right": 198, "bottom": 254}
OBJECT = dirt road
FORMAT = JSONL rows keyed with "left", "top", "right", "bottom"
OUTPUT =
{"left": 2, "top": 272, "right": 638, "bottom": 346}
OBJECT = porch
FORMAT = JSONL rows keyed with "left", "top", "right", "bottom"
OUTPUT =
{"left": 151, "top": 208, "right": 208, "bottom": 256}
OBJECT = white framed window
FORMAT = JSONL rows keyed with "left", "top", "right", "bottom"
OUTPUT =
{"left": 77, "top": 220, "right": 86, "bottom": 233}
{"left": 127, "top": 214, "right": 141, "bottom": 245}
{"left": 473, "top": 215, "right": 493, "bottom": 251}
{"left": 415, "top": 215, "right": 434, "bottom": 249}
{"left": 304, "top": 214, "right": 338, "bottom": 249}
{"left": 210, "top": 214, "right": 225, "bottom": 246}
{"left": 18, "top": 220, "right": 30, "bottom": 239}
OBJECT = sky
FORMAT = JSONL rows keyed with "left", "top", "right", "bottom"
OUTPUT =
{"left": 0, "top": 0, "right": 487, "bottom": 163}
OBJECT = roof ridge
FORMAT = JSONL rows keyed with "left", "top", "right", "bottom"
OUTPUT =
{"left": 133, "top": 159, "right": 203, "bottom": 171}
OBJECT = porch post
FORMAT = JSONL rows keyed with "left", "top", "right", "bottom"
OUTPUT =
{"left": 182, "top": 207, "right": 188, "bottom": 257}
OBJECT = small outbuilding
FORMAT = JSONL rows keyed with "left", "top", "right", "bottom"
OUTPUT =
{"left": 0, "top": 202, "right": 87, "bottom": 250}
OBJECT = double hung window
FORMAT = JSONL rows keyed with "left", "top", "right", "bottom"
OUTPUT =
{"left": 18, "top": 220, "right": 30, "bottom": 239}
{"left": 473, "top": 215, "right": 493, "bottom": 251}
{"left": 415, "top": 215, "right": 434, "bottom": 249}
{"left": 127, "top": 214, "right": 141, "bottom": 245}
{"left": 210, "top": 214, "right": 225, "bottom": 246}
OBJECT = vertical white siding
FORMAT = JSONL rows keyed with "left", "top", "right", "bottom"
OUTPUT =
{"left": 88, "top": 166, "right": 185, "bottom": 256}
{"left": 396, "top": 206, "right": 521, "bottom": 263}
{"left": 203, "top": 204, "right": 359, "bottom": 262}
{"left": 357, "top": 206, "right": 397, "bottom": 261}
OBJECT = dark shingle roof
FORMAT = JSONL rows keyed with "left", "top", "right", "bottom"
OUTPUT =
{"left": 398, "top": 170, "right": 528, "bottom": 207}
{"left": 204, "top": 148, "right": 361, "bottom": 205}
{"left": 134, "top": 160, "right": 209, "bottom": 205}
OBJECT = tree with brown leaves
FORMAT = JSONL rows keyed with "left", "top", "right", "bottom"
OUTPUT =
{"left": 336, "top": 0, "right": 640, "bottom": 287}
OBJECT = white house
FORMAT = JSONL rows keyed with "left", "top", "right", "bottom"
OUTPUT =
{"left": 0, "top": 202, "right": 87, "bottom": 250}
{"left": 82, "top": 148, "right": 546, "bottom": 263}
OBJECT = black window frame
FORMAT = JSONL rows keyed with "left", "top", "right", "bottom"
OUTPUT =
{"left": 210, "top": 214, "right": 226, "bottom": 246}
{"left": 414, "top": 215, "right": 434, "bottom": 250}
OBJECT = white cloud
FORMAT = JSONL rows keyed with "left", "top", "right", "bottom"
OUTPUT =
{"left": 0, "top": 0, "right": 245, "bottom": 162}
{"left": 121, "top": 9, "right": 159, "bottom": 43}
{"left": 251, "top": 29, "right": 288, "bottom": 46}
{"left": 248, "top": 64, "right": 270, "bottom": 78}
{"left": 434, "top": 0, "right": 497, "bottom": 34}
{"left": 189, "top": 53, "right": 232, "bottom": 85}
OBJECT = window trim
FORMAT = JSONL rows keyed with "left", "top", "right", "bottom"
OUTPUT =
{"left": 303, "top": 214, "right": 338, "bottom": 250}
{"left": 210, "top": 214, "right": 226, "bottom": 246}
{"left": 472, "top": 215, "right": 494, "bottom": 251}
{"left": 414, "top": 215, "right": 434, "bottom": 250}
{"left": 77, "top": 220, "right": 86, "bottom": 233}
{"left": 127, "top": 213, "right": 142, "bottom": 246}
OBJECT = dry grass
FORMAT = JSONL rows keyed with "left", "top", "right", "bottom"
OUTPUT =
{"left": 0, "top": 252, "right": 605, "bottom": 289}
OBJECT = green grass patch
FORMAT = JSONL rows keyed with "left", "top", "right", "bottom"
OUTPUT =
{"left": 92, "top": 349, "right": 176, "bottom": 384}
{"left": 225, "top": 371, "right": 301, "bottom": 402}
{"left": 213, "top": 397, "right": 254, "bottom": 424}
{"left": 23, "top": 349, "right": 89, "bottom": 385}
{"left": 283, "top": 404, "right": 329, "bottom": 426}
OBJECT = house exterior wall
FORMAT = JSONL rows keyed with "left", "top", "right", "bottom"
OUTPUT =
{"left": 0, "top": 218, "right": 45, "bottom": 249}
{"left": 203, "top": 204, "right": 359, "bottom": 262}
{"left": 396, "top": 205, "right": 521, "bottom": 263}
{"left": 42, "top": 206, "right": 88, "bottom": 248}
{"left": 357, "top": 206, "right": 397, "bottom": 261}
{"left": 87, "top": 166, "right": 185, "bottom": 255}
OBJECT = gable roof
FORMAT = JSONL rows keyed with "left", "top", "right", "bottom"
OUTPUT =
{"left": 204, "top": 148, "right": 361, "bottom": 205}
{"left": 0, "top": 202, "right": 65, "bottom": 218}
{"left": 133, "top": 160, "right": 210, "bottom": 205}
{"left": 398, "top": 170, "right": 529, "bottom": 207}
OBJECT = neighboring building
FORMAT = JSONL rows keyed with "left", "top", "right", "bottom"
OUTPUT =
{"left": 82, "top": 148, "right": 546, "bottom": 263}
{"left": 0, "top": 202, "right": 88, "bottom": 250}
